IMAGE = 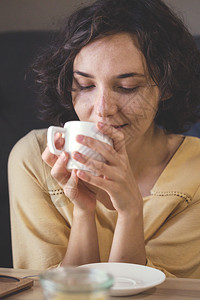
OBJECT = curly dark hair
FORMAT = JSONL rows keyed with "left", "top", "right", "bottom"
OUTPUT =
{"left": 33, "top": 0, "right": 200, "bottom": 133}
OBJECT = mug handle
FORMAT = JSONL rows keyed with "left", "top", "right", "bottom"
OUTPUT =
{"left": 47, "top": 126, "right": 66, "bottom": 155}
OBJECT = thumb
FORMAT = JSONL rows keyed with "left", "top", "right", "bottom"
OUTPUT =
{"left": 97, "top": 122, "right": 126, "bottom": 153}
{"left": 65, "top": 169, "right": 79, "bottom": 201}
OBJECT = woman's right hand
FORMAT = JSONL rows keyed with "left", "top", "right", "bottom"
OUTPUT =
{"left": 42, "top": 133, "right": 97, "bottom": 214}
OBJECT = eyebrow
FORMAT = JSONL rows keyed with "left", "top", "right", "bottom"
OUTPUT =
{"left": 117, "top": 72, "right": 145, "bottom": 78}
{"left": 73, "top": 71, "right": 94, "bottom": 78}
{"left": 73, "top": 71, "right": 145, "bottom": 79}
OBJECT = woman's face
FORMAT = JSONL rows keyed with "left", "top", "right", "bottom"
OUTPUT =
{"left": 72, "top": 33, "right": 160, "bottom": 143}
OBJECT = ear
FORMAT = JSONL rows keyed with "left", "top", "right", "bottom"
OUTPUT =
{"left": 160, "top": 91, "right": 173, "bottom": 101}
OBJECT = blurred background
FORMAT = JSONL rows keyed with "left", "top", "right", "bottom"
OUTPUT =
{"left": 0, "top": 0, "right": 200, "bottom": 34}
{"left": 0, "top": 0, "right": 199, "bottom": 268}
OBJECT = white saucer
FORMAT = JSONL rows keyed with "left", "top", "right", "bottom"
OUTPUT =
{"left": 79, "top": 262, "right": 166, "bottom": 296}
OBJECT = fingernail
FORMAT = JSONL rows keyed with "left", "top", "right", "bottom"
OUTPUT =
{"left": 55, "top": 133, "right": 63, "bottom": 146}
{"left": 55, "top": 132, "right": 61, "bottom": 139}
{"left": 71, "top": 169, "right": 77, "bottom": 177}
{"left": 60, "top": 152, "right": 67, "bottom": 161}
{"left": 98, "top": 122, "right": 104, "bottom": 128}
{"left": 77, "top": 170, "right": 86, "bottom": 178}
{"left": 76, "top": 135, "right": 84, "bottom": 142}
{"left": 73, "top": 152, "right": 82, "bottom": 159}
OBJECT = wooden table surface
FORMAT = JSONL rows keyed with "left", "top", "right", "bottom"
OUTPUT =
{"left": 0, "top": 268, "right": 200, "bottom": 299}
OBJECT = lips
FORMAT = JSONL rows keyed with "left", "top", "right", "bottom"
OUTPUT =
{"left": 112, "top": 124, "right": 128, "bottom": 129}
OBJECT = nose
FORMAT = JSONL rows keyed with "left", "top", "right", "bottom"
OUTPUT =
{"left": 95, "top": 89, "right": 118, "bottom": 117}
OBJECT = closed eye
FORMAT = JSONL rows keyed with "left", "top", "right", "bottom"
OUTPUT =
{"left": 117, "top": 86, "right": 139, "bottom": 94}
{"left": 71, "top": 77, "right": 95, "bottom": 92}
{"left": 79, "top": 85, "right": 95, "bottom": 90}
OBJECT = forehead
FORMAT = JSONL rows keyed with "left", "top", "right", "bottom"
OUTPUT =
{"left": 73, "top": 33, "right": 146, "bottom": 75}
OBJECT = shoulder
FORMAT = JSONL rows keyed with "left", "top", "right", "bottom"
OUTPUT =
{"left": 183, "top": 135, "right": 200, "bottom": 148}
{"left": 151, "top": 135, "right": 200, "bottom": 204}
{"left": 10, "top": 129, "right": 47, "bottom": 156}
{"left": 8, "top": 129, "right": 47, "bottom": 168}
{"left": 174, "top": 136, "right": 200, "bottom": 202}
{"left": 179, "top": 136, "right": 200, "bottom": 163}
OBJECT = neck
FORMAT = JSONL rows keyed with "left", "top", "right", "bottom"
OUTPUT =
{"left": 126, "top": 126, "right": 174, "bottom": 178}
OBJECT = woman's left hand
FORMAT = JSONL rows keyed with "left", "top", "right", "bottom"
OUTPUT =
{"left": 73, "top": 122, "right": 143, "bottom": 215}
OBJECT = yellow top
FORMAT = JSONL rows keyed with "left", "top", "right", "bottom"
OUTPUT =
{"left": 8, "top": 129, "right": 200, "bottom": 278}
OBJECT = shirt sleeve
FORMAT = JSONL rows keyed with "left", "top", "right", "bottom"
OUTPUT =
{"left": 8, "top": 130, "right": 71, "bottom": 270}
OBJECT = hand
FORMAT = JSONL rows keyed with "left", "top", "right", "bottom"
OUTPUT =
{"left": 73, "top": 122, "right": 143, "bottom": 215}
{"left": 42, "top": 133, "right": 97, "bottom": 214}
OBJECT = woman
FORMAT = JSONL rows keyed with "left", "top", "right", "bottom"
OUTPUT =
{"left": 8, "top": 0, "right": 200, "bottom": 278}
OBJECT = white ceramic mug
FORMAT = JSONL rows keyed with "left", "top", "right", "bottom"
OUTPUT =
{"left": 47, "top": 121, "right": 113, "bottom": 174}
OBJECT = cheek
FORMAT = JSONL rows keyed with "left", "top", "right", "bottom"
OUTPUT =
{"left": 121, "top": 89, "right": 159, "bottom": 125}
{"left": 72, "top": 93, "right": 93, "bottom": 119}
